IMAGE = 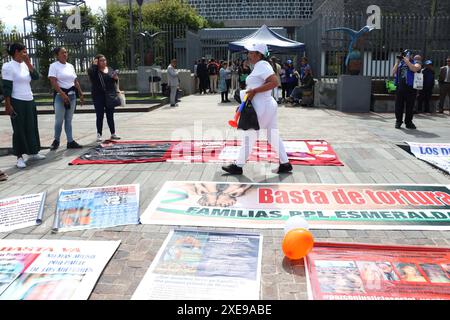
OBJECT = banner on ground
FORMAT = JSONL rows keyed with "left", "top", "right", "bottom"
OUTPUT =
{"left": 0, "top": 193, "right": 46, "bottom": 233}
{"left": 132, "top": 229, "right": 262, "bottom": 300}
{"left": 0, "top": 240, "right": 120, "bottom": 300}
{"left": 52, "top": 185, "right": 140, "bottom": 232}
{"left": 70, "top": 140, "right": 343, "bottom": 166}
{"left": 305, "top": 242, "right": 450, "bottom": 300}
{"left": 141, "top": 181, "right": 450, "bottom": 230}
{"left": 406, "top": 142, "right": 450, "bottom": 174}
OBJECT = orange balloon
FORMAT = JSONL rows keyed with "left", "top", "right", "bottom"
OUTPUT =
{"left": 282, "top": 228, "right": 314, "bottom": 260}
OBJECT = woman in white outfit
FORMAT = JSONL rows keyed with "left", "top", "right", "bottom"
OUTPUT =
{"left": 222, "top": 43, "right": 292, "bottom": 175}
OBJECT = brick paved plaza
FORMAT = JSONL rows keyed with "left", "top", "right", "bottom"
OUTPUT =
{"left": 0, "top": 94, "right": 449, "bottom": 300}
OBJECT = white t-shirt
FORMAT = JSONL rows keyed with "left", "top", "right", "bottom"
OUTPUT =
{"left": 48, "top": 61, "right": 77, "bottom": 89}
{"left": 1, "top": 60, "right": 34, "bottom": 101}
{"left": 245, "top": 60, "right": 275, "bottom": 108}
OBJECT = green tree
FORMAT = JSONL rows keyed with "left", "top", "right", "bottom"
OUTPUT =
{"left": 33, "top": 0, "right": 57, "bottom": 78}
{"left": 142, "top": 0, "right": 207, "bottom": 30}
{"left": 95, "top": 6, "right": 128, "bottom": 69}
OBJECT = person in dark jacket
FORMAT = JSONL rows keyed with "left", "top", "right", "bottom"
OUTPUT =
{"left": 87, "top": 54, "right": 121, "bottom": 142}
{"left": 287, "top": 66, "right": 314, "bottom": 105}
{"left": 196, "top": 58, "right": 209, "bottom": 95}
{"left": 417, "top": 60, "right": 435, "bottom": 113}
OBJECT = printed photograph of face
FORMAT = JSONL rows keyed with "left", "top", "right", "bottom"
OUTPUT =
{"left": 420, "top": 263, "right": 450, "bottom": 284}
{"left": 394, "top": 263, "right": 427, "bottom": 283}
{"left": 314, "top": 260, "right": 365, "bottom": 294}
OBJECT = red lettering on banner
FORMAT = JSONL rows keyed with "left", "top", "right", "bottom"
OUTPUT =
{"left": 259, "top": 188, "right": 273, "bottom": 203}
{"left": 303, "top": 189, "right": 313, "bottom": 203}
{"left": 289, "top": 191, "right": 304, "bottom": 204}
{"left": 364, "top": 190, "right": 383, "bottom": 205}
{"left": 389, "top": 191, "right": 408, "bottom": 205}
{"left": 348, "top": 191, "right": 365, "bottom": 205}
{"left": 423, "top": 192, "right": 445, "bottom": 205}
{"left": 62, "top": 247, "right": 81, "bottom": 253}
{"left": 275, "top": 191, "right": 290, "bottom": 204}
{"left": 332, "top": 189, "right": 351, "bottom": 205}
{"left": 313, "top": 191, "right": 329, "bottom": 204}
{"left": 398, "top": 190, "right": 419, "bottom": 205}
{"left": 434, "top": 191, "right": 450, "bottom": 206}
{"left": 409, "top": 191, "right": 436, "bottom": 205}
{"left": 375, "top": 191, "right": 396, "bottom": 205}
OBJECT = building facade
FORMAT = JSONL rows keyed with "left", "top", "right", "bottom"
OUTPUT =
{"left": 188, "top": 0, "right": 313, "bottom": 28}
{"left": 314, "top": 0, "right": 450, "bottom": 16}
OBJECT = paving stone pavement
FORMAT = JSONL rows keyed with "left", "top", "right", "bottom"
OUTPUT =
{"left": 0, "top": 94, "right": 449, "bottom": 300}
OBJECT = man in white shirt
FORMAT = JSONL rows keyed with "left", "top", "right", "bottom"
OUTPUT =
{"left": 438, "top": 56, "right": 450, "bottom": 113}
{"left": 167, "top": 59, "right": 179, "bottom": 107}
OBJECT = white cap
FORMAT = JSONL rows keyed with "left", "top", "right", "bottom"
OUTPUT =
{"left": 244, "top": 43, "right": 269, "bottom": 56}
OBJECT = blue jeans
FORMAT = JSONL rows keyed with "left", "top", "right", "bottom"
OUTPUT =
{"left": 54, "top": 93, "right": 76, "bottom": 142}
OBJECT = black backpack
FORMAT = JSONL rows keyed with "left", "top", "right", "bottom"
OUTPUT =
{"left": 208, "top": 64, "right": 217, "bottom": 75}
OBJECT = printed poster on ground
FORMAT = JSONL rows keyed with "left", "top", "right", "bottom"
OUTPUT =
{"left": 0, "top": 240, "right": 120, "bottom": 300}
{"left": 305, "top": 242, "right": 450, "bottom": 300}
{"left": 406, "top": 142, "right": 450, "bottom": 174}
{"left": 132, "top": 229, "right": 262, "bottom": 300}
{"left": 52, "top": 184, "right": 140, "bottom": 232}
{"left": 0, "top": 193, "right": 46, "bottom": 233}
{"left": 140, "top": 181, "right": 450, "bottom": 230}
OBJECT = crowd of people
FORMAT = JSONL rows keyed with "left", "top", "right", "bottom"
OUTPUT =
{"left": 193, "top": 55, "right": 315, "bottom": 106}
{"left": 1, "top": 40, "right": 449, "bottom": 179}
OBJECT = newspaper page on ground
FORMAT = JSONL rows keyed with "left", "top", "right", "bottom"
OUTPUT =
{"left": 132, "top": 229, "right": 262, "bottom": 300}
{"left": 141, "top": 181, "right": 450, "bottom": 230}
{"left": 0, "top": 240, "right": 120, "bottom": 300}
{"left": 52, "top": 185, "right": 140, "bottom": 232}
{"left": 0, "top": 193, "right": 46, "bottom": 233}
{"left": 305, "top": 242, "right": 450, "bottom": 300}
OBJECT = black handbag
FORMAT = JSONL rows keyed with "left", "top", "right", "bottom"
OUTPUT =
{"left": 99, "top": 72, "right": 121, "bottom": 109}
{"left": 238, "top": 100, "right": 260, "bottom": 130}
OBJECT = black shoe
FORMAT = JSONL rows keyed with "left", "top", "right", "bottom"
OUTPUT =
{"left": 277, "top": 162, "right": 293, "bottom": 174}
{"left": 67, "top": 140, "right": 83, "bottom": 149}
{"left": 405, "top": 122, "right": 417, "bottom": 130}
{"left": 395, "top": 122, "right": 402, "bottom": 129}
{"left": 50, "top": 140, "right": 60, "bottom": 150}
{"left": 222, "top": 163, "right": 243, "bottom": 175}
{"left": 225, "top": 99, "right": 231, "bottom": 102}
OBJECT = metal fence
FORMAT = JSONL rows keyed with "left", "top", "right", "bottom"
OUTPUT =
{"left": 297, "top": 12, "right": 450, "bottom": 80}
{"left": 0, "top": 23, "right": 190, "bottom": 73}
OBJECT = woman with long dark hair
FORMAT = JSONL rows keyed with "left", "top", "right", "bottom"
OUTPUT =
{"left": 2, "top": 43, "right": 45, "bottom": 168}
{"left": 48, "top": 47, "right": 84, "bottom": 150}
{"left": 87, "top": 54, "right": 121, "bottom": 142}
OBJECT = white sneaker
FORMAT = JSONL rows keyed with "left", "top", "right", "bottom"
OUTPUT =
{"left": 97, "top": 133, "right": 102, "bottom": 142}
{"left": 16, "top": 157, "right": 26, "bottom": 168}
{"left": 110, "top": 134, "right": 121, "bottom": 140}
{"left": 28, "top": 153, "right": 46, "bottom": 161}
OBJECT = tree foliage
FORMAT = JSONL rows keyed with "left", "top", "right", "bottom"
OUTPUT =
{"left": 33, "top": 0, "right": 58, "bottom": 78}
{"left": 95, "top": 6, "right": 128, "bottom": 69}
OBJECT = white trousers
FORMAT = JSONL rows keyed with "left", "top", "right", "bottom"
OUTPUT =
{"left": 236, "top": 98, "right": 289, "bottom": 166}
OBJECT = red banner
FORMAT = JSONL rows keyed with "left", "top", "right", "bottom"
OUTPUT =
{"left": 70, "top": 140, "right": 343, "bottom": 166}
{"left": 306, "top": 243, "right": 450, "bottom": 300}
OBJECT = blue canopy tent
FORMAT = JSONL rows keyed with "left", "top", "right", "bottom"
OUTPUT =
{"left": 228, "top": 25, "right": 305, "bottom": 53}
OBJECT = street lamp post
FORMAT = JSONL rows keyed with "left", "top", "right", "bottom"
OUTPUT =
{"left": 129, "top": 0, "right": 135, "bottom": 69}
{"left": 136, "top": 0, "right": 144, "bottom": 66}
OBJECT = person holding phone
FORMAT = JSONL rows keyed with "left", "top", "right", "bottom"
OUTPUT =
{"left": 1, "top": 42, "right": 45, "bottom": 169}
{"left": 87, "top": 54, "right": 121, "bottom": 141}
{"left": 48, "top": 47, "right": 84, "bottom": 150}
